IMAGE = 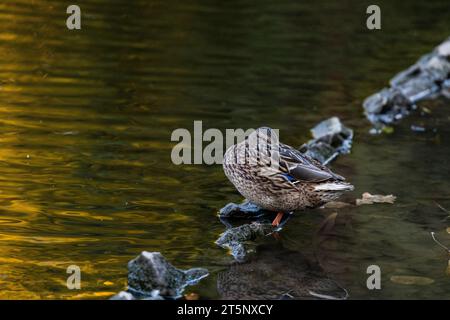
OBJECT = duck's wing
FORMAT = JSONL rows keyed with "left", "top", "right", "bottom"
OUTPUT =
{"left": 279, "top": 143, "right": 344, "bottom": 183}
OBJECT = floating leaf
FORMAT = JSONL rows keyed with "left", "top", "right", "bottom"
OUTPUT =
{"left": 421, "top": 106, "right": 432, "bottom": 114}
{"left": 356, "top": 192, "right": 396, "bottom": 205}
{"left": 103, "top": 281, "right": 114, "bottom": 286}
{"left": 390, "top": 275, "right": 434, "bottom": 285}
{"left": 322, "top": 201, "right": 353, "bottom": 209}
{"left": 382, "top": 126, "right": 394, "bottom": 134}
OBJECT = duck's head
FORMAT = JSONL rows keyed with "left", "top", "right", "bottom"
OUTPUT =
{"left": 246, "top": 127, "right": 280, "bottom": 147}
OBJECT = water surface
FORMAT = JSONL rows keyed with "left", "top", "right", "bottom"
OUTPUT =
{"left": 0, "top": 0, "right": 449, "bottom": 299}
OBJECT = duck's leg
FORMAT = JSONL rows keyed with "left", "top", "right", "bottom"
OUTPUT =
{"left": 271, "top": 212, "right": 284, "bottom": 227}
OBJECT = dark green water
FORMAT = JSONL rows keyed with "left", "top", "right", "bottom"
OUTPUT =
{"left": 0, "top": 0, "right": 449, "bottom": 299}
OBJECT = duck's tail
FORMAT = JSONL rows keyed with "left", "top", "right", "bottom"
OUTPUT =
{"left": 314, "top": 182, "right": 354, "bottom": 192}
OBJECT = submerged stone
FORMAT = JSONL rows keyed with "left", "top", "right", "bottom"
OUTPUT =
{"left": 111, "top": 251, "right": 208, "bottom": 300}
{"left": 215, "top": 222, "right": 274, "bottom": 262}
{"left": 363, "top": 36, "right": 450, "bottom": 131}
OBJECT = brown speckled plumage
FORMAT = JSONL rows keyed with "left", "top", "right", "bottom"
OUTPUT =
{"left": 223, "top": 127, "right": 353, "bottom": 212}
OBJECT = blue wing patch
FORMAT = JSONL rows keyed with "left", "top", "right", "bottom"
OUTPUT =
{"left": 282, "top": 173, "right": 296, "bottom": 182}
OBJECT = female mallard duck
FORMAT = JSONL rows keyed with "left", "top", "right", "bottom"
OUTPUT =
{"left": 223, "top": 127, "right": 353, "bottom": 226}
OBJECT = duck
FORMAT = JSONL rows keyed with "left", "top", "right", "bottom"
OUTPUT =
{"left": 223, "top": 127, "right": 353, "bottom": 226}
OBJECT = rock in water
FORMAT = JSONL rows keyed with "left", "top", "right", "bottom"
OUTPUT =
{"left": 215, "top": 222, "right": 274, "bottom": 262}
{"left": 310, "top": 116, "right": 349, "bottom": 139}
{"left": 110, "top": 289, "right": 165, "bottom": 300}
{"left": 299, "top": 117, "right": 353, "bottom": 165}
{"left": 128, "top": 252, "right": 208, "bottom": 297}
{"left": 363, "top": 36, "right": 450, "bottom": 131}
{"left": 219, "top": 200, "right": 270, "bottom": 219}
{"left": 110, "top": 291, "right": 137, "bottom": 300}
{"left": 111, "top": 251, "right": 208, "bottom": 299}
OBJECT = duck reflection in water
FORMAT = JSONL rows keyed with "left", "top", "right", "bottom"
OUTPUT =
{"left": 216, "top": 242, "right": 348, "bottom": 300}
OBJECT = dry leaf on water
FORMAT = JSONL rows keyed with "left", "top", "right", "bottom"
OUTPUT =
{"left": 356, "top": 192, "right": 396, "bottom": 205}
{"left": 390, "top": 275, "right": 434, "bottom": 285}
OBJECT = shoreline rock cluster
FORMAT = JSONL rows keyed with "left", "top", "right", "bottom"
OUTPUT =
{"left": 363, "top": 36, "right": 450, "bottom": 132}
